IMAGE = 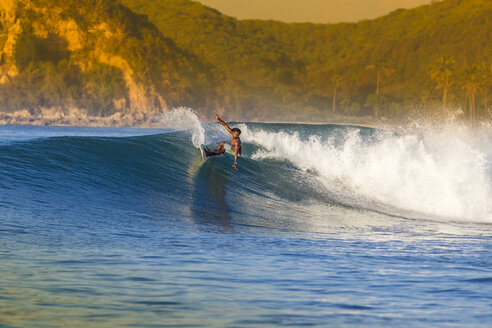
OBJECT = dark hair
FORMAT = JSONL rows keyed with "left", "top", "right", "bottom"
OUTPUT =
{"left": 231, "top": 127, "right": 241, "bottom": 135}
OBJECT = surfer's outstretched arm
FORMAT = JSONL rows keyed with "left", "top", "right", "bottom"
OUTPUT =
{"left": 216, "top": 114, "right": 232, "bottom": 133}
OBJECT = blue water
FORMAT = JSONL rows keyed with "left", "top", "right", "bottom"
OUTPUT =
{"left": 0, "top": 121, "right": 491, "bottom": 327}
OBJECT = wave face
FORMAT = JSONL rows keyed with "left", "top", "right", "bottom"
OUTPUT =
{"left": 161, "top": 108, "right": 492, "bottom": 224}
{"left": 1, "top": 111, "right": 492, "bottom": 328}
{"left": 1, "top": 110, "right": 491, "bottom": 226}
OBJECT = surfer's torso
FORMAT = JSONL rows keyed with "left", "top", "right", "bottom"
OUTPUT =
{"left": 230, "top": 135, "right": 241, "bottom": 156}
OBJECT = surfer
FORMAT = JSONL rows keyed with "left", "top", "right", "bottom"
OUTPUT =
{"left": 203, "top": 114, "right": 242, "bottom": 170}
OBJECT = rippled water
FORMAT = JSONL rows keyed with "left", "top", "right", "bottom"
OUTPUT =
{"left": 0, "top": 121, "right": 491, "bottom": 327}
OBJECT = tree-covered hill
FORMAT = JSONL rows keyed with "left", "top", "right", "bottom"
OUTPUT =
{"left": 121, "top": 0, "right": 492, "bottom": 120}
{"left": 0, "top": 0, "right": 217, "bottom": 118}
{"left": 0, "top": 0, "right": 491, "bottom": 123}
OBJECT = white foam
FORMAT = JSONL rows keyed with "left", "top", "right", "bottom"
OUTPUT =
{"left": 162, "top": 107, "right": 205, "bottom": 148}
{"left": 241, "top": 123, "right": 492, "bottom": 223}
{"left": 161, "top": 107, "right": 236, "bottom": 148}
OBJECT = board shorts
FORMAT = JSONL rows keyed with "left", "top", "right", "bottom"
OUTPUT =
{"left": 223, "top": 143, "right": 236, "bottom": 158}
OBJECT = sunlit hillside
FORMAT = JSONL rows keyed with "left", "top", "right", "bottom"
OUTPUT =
{"left": 0, "top": 0, "right": 216, "bottom": 122}
{"left": 0, "top": 0, "right": 490, "bottom": 124}
{"left": 122, "top": 0, "right": 492, "bottom": 121}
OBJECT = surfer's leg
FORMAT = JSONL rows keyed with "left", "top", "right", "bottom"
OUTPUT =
{"left": 205, "top": 142, "right": 226, "bottom": 156}
{"left": 215, "top": 142, "right": 226, "bottom": 152}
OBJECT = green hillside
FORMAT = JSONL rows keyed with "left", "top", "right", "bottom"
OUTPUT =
{"left": 0, "top": 0, "right": 491, "bottom": 122}
{"left": 0, "top": 0, "right": 217, "bottom": 117}
{"left": 121, "top": 0, "right": 492, "bottom": 120}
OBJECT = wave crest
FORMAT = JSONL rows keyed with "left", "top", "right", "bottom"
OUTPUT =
{"left": 241, "top": 123, "right": 492, "bottom": 223}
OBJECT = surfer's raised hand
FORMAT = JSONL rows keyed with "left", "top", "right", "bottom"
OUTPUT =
{"left": 216, "top": 115, "right": 232, "bottom": 133}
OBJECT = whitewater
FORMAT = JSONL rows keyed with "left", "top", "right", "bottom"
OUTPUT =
{"left": 164, "top": 108, "right": 492, "bottom": 224}
{"left": 0, "top": 108, "right": 491, "bottom": 327}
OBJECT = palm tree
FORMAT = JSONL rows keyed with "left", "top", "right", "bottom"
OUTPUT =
{"left": 430, "top": 56, "right": 455, "bottom": 112}
{"left": 461, "top": 63, "right": 482, "bottom": 120}
{"left": 366, "top": 61, "right": 392, "bottom": 118}
{"left": 366, "top": 61, "right": 392, "bottom": 95}
{"left": 480, "top": 63, "right": 491, "bottom": 113}
{"left": 331, "top": 73, "right": 344, "bottom": 113}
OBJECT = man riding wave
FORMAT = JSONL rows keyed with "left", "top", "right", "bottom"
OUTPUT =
{"left": 203, "top": 114, "right": 242, "bottom": 170}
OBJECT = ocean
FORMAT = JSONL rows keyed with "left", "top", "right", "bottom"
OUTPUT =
{"left": 1, "top": 108, "right": 491, "bottom": 327}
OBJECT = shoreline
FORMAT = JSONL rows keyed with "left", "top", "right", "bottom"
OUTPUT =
{"left": 0, "top": 110, "right": 165, "bottom": 128}
{"left": 245, "top": 120, "right": 389, "bottom": 130}
{"left": 0, "top": 118, "right": 391, "bottom": 130}
{"left": 0, "top": 109, "right": 388, "bottom": 129}
{"left": 6, "top": 109, "right": 485, "bottom": 131}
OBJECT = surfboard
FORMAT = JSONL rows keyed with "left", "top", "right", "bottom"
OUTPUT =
{"left": 200, "top": 144, "right": 207, "bottom": 160}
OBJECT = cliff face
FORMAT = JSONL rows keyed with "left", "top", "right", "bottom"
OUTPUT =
{"left": 0, "top": 0, "right": 20, "bottom": 82}
{"left": 0, "top": 0, "right": 214, "bottom": 117}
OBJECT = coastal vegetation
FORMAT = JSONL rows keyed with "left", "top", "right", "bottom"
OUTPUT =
{"left": 0, "top": 0, "right": 491, "bottom": 124}
{"left": 0, "top": 0, "right": 216, "bottom": 120}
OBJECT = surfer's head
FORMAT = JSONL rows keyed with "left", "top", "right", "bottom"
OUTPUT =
{"left": 231, "top": 127, "right": 241, "bottom": 138}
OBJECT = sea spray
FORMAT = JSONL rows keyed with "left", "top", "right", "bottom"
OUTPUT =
{"left": 162, "top": 107, "right": 205, "bottom": 148}
{"left": 241, "top": 123, "right": 492, "bottom": 223}
{"left": 161, "top": 108, "right": 231, "bottom": 148}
